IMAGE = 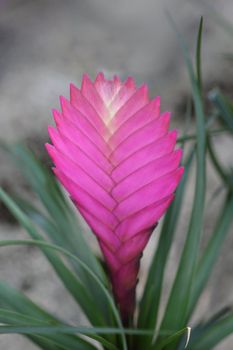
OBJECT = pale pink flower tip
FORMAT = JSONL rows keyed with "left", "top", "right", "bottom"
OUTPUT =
{"left": 46, "top": 73, "right": 184, "bottom": 322}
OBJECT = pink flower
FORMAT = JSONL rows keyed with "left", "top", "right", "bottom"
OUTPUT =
{"left": 46, "top": 73, "right": 184, "bottom": 322}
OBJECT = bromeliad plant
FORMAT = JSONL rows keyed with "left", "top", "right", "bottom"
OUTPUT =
{"left": 46, "top": 72, "right": 184, "bottom": 325}
{"left": 0, "top": 18, "right": 233, "bottom": 350}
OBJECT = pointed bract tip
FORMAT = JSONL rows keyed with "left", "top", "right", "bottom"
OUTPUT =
{"left": 178, "top": 166, "right": 185, "bottom": 179}
{"left": 125, "top": 76, "right": 136, "bottom": 89}
{"left": 95, "top": 72, "right": 105, "bottom": 83}
{"left": 45, "top": 142, "right": 53, "bottom": 154}
{"left": 176, "top": 147, "right": 183, "bottom": 157}
{"left": 113, "top": 75, "right": 121, "bottom": 84}
{"left": 52, "top": 108, "right": 58, "bottom": 115}
{"left": 59, "top": 95, "right": 68, "bottom": 109}
{"left": 81, "top": 73, "right": 92, "bottom": 88}
{"left": 173, "top": 148, "right": 183, "bottom": 164}
{"left": 45, "top": 143, "right": 56, "bottom": 162}
{"left": 70, "top": 82, "right": 79, "bottom": 94}
{"left": 52, "top": 166, "right": 59, "bottom": 178}
{"left": 44, "top": 142, "right": 51, "bottom": 154}
{"left": 161, "top": 111, "right": 171, "bottom": 126}
{"left": 170, "top": 129, "right": 178, "bottom": 141}
{"left": 140, "top": 83, "right": 149, "bottom": 98}
{"left": 153, "top": 95, "right": 161, "bottom": 106}
{"left": 47, "top": 124, "right": 54, "bottom": 135}
{"left": 70, "top": 83, "right": 80, "bottom": 103}
{"left": 52, "top": 109, "right": 62, "bottom": 126}
{"left": 52, "top": 109, "right": 59, "bottom": 121}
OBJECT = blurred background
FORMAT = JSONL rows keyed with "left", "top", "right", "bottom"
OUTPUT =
{"left": 0, "top": 0, "right": 232, "bottom": 349}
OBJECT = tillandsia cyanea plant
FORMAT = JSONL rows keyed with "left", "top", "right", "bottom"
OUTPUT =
{"left": 0, "top": 17, "right": 233, "bottom": 350}
{"left": 46, "top": 72, "right": 184, "bottom": 324}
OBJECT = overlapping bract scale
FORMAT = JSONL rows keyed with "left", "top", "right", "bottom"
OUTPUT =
{"left": 46, "top": 73, "right": 184, "bottom": 321}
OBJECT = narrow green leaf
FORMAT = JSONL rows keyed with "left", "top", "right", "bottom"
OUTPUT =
{"left": 187, "top": 313, "right": 233, "bottom": 350}
{"left": 29, "top": 336, "right": 74, "bottom": 350}
{"left": 181, "top": 306, "right": 231, "bottom": 350}
{"left": 153, "top": 327, "right": 191, "bottom": 350}
{"left": 31, "top": 333, "right": 96, "bottom": 350}
{"left": 137, "top": 147, "right": 194, "bottom": 349}
{"left": 28, "top": 335, "right": 66, "bottom": 350}
{"left": 202, "top": 306, "right": 232, "bottom": 328}
{"left": 0, "top": 317, "right": 190, "bottom": 338}
{"left": 177, "top": 128, "right": 226, "bottom": 143}
{"left": 0, "top": 309, "right": 54, "bottom": 325}
{"left": 5, "top": 143, "right": 106, "bottom": 282}
{"left": 0, "top": 309, "right": 65, "bottom": 350}
{"left": 17, "top": 331, "right": 96, "bottom": 350}
{"left": 0, "top": 187, "right": 109, "bottom": 329}
{"left": 156, "top": 15, "right": 206, "bottom": 347}
{"left": 177, "top": 128, "right": 225, "bottom": 143}
{"left": 0, "top": 323, "right": 155, "bottom": 336}
{"left": 207, "top": 136, "right": 233, "bottom": 191}
{"left": 0, "top": 239, "right": 127, "bottom": 350}
{"left": 208, "top": 88, "right": 233, "bottom": 132}
{"left": 196, "top": 17, "right": 203, "bottom": 93}
{"left": 186, "top": 193, "right": 233, "bottom": 319}
{"left": 0, "top": 309, "right": 118, "bottom": 350}
{"left": 4, "top": 143, "right": 114, "bottom": 325}
{"left": 0, "top": 283, "right": 97, "bottom": 350}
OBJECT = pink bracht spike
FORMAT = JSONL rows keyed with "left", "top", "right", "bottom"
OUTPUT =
{"left": 46, "top": 73, "right": 184, "bottom": 323}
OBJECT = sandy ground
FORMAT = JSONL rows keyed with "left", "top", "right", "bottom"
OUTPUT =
{"left": 0, "top": 0, "right": 233, "bottom": 349}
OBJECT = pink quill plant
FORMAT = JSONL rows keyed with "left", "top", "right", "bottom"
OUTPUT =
{"left": 46, "top": 73, "right": 184, "bottom": 323}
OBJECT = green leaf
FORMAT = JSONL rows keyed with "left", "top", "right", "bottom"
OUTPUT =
{"left": 4, "top": 143, "right": 105, "bottom": 282}
{"left": 207, "top": 136, "right": 233, "bottom": 191}
{"left": 0, "top": 322, "right": 155, "bottom": 336}
{"left": 27, "top": 336, "right": 66, "bottom": 350}
{"left": 153, "top": 327, "right": 191, "bottom": 350}
{"left": 137, "top": 147, "right": 194, "bottom": 348}
{"left": 177, "top": 128, "right": 226, "bottom": 144}
{"left": 0, "top": 283, "right": 97, "bottom": 350}
{"left": 180, "top": 306, "right": 231, "bottom": 350}
{"left": 0, "top": 239, "right": 127, "bottom": 350}
{"left": 0, "top": 315, "right": 174, "bottom": 337}
{"left": 0, "top": 316, "right": 191, "bottom": 350}
{"left": 208, "top": 88, "right": 233, "bottom": 132}
{"left": 0, "top": 187, "right": 109, "bottom": 329}
{"left": 156, "top": 15, "right": 206, "bottom": 347}
{"left": 29, "top": 333, "right": 97, "bottom": 350}
{"left": 0, "top": 309, "right": 119, "bottom": 350}
{"left": 29, "top": 336, "right": 76, "bottom": 350}
{"left": 0, "top": 309, "right": 65, "bottom": 350}
{"left": 0, "top": 309, "right": 54, "bottom": 325}
{"left": 1, "top": 143, "right": 115, "bottom": 326}
{"left": 186, "top": 193, "right": 233, "bottom": 319}
{"left": 196, "top": 16, "right": 203, "bottom": 93}
{"left": 187, "top": 313, "right": 233, "bottom": 349}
